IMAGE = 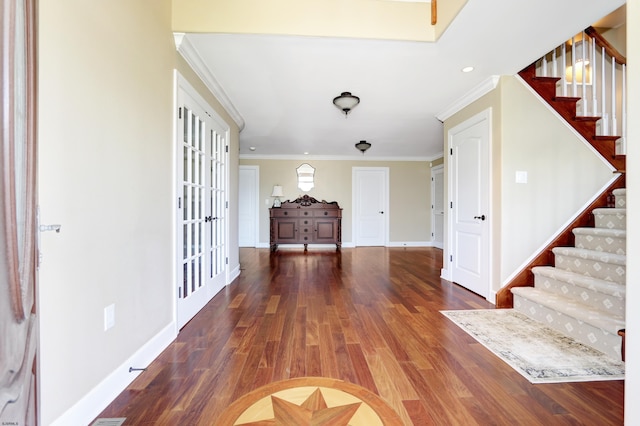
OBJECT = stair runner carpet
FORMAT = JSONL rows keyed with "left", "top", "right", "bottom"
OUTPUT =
{"left": 512, "top": 188, "right": 626, "bottom": 360}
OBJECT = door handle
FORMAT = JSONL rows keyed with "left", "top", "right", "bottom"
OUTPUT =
{"left": 474, "top": 215, "right": 486, "bottom": 221}
{"left": 379, "top": 211, "right": 384, "bottom": 214}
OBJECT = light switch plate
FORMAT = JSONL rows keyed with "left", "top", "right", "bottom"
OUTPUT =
{"left": 104, "top": 304, "right": 115, "bottom": 331}
{"left": 515, "top": 171, "right": 528, "bottom": 184}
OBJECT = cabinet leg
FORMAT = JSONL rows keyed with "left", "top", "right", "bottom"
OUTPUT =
{"left": 304, "top": 244, "right": 308, "bottom": 252}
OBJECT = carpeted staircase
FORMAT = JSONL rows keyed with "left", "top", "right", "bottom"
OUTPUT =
{"left": 512, "top": 188, "right": 626, "bottom": 360}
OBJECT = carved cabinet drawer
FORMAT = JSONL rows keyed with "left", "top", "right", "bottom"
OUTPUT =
{"left": 313, "top": 210, "right": 340, "bottom": 218}
{"left": 270, "top": 209, "right": 299, "bottom": 218}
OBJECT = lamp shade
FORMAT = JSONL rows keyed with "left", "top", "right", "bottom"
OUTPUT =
{"left": 271, "top": 185, "right": 284, "bottom": 197}
{"left": 333, "top": 92, "right": 360, "bottom": 115}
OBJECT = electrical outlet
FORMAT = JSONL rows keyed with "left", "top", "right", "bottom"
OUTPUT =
{"left": 104, "top": 304, "right": 115, "bottom": 331}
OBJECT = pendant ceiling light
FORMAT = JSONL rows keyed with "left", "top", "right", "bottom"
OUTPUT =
{"left": 333, "top": 92, "right": 360, "bottom": 116}
{"left": 355, "top": 140, "right": 371, "bottom": 154}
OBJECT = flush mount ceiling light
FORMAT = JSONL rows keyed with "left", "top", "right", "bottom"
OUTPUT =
{"left": 355, "top": 140, "right": 371, "bottom": 154}
{"left": 462, "top": 66, "right": 474, "bottom": 73}
{"left": 333, "top": 92, "right": 360, "bottom": 116}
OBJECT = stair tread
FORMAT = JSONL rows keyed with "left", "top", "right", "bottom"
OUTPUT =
{"left": 573, "top": 227, "right": 626, "bottom": 237}
{"left": 532, "top": 266, "right": 626, "bottom": 297}
{"left": 593, "top": 207, "right": 627, "bottom": 214}
{"left": 552, "top": 246, "right": 626, "bottom": 265}
{"left": 512, "top": 287, "right": 624, "bottom": 333}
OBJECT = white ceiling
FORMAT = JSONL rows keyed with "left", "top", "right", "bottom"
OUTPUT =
{"left": 184, "top": 0, "right": 625, "bottom": 160}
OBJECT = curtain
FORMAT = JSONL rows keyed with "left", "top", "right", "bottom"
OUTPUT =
{"left": 1, "top": 0, "right": 38, "bottom": 423}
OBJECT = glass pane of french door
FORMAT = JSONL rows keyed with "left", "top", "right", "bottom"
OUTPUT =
{"left": 181, "top": 106, "right": 206, "bottom": 302}
{"left": 208, "top": 129, "right": 226, "bottom": 282}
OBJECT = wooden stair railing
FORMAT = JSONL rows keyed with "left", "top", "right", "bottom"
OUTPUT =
{"left": 496, "top": 45, "right": 627, "bottom": 308}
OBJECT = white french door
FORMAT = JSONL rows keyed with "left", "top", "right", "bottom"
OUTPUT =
{"left": 176, "top": 78, "right": 228, "bottom": 329}
{"left": 448, "top": 109, "right": 490, "bottom": 298}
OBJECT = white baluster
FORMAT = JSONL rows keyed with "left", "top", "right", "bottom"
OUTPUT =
{"left": 611, "top": 57, "right": 616, "bottom": 137}
{"left": 542, "top": 56, "right": 548, "bottom": 77}
{"left": 561, "top": 43, "right": 567, "bottom": 96}
{"left": 591, "top": 36, "right": 598, "bottom": 117}
{"left": 571, "top": 37, "right": 577, "bottom": 97}
{"left": 621, "top": 64, "right": 626, "bottom": 154}
{"left": 601, "top": 47, "right": 608, "bottom": 135}
{"left": 581, "top": 32, "right": 587, "bottom": 115}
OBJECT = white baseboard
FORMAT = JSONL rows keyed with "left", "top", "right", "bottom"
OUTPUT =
{"left": 50, "top": 323, "right": 177, "bottom": 426}
{"left": 387, "top": 241, "right": 434, "bottom": 247}
{"left": 441, "top": 267, "right": 451, "bottom": 281}
{"left": 228, "top": 264, "right": 241, "bottom": 283}
{"left": 253, "top": 242, "right": 439, "bottom": 249}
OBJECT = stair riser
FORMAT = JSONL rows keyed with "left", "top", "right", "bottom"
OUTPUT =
{"left": 553, "top": 253, "right": 625, "bottom": 284}
{"left": 532, "top": 273, "right": 625, "bottom": 316}
{"left": 613, "top": 189, "right": 626, "bottom": 209}
{"left": 594, "top": 212, "right": 626, "bottom": 230}
{"left": 513, "top": 295, "right": 622, "bottom": 360}
{"left": 574, "top": 234, "right": 626, "bottom": 255}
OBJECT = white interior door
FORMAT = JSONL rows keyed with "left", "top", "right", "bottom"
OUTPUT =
{"left": 239, "top": 166, "right": 259, "bottom": 247}
{"left": 176, "top": 76, "right": 228, "bottom": 329}
{"left": 431, "top": 165, "right": 444, "bottom": 248}
{"left": 449, "top": 109, "right": 490, "bottom": 298}
{"left": 353, "top": 167, "right": 388, "bottom": 246}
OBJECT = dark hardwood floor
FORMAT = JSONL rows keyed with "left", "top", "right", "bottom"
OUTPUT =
{"left": 96, "top": 247, "right": 624, "bottom": 425}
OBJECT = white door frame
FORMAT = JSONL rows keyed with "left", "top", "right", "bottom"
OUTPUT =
{"left": 239, "top": 165, "right": 259, "bottom": 247}
{"left": 352, "top": 167, "right": 389, "bottom": 246}
{"left": 444, "top": 108, "right": 492, "bottom": 300}
{"left": 174, "top": 71, "right": 230, "bottom": 330}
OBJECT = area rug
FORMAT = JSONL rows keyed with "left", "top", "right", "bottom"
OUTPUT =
{"left": 441, "top": 309, "right": 625, "bottom": 384}
{"left": 217, "top": 377, "right": 403, "bottom": 425}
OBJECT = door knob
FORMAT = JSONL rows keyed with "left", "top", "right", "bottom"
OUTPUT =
{"left": 474, "top": 215, "right": 486, "bottom": 221}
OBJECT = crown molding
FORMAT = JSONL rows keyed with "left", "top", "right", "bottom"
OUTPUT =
{"left": 436, "top": 75, "right": 500, "bottom": 122}
{"left": 174, "top": 33, "right": 245, "bottom": 131}
{"left": 238, "top": 153, "right": 442, "bottom": 162}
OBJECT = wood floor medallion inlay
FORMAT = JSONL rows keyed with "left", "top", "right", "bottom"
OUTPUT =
{"left": 217, "top": 377, "right": 403, "bottom": 425}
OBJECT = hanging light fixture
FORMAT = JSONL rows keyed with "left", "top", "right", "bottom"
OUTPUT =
{"left": 333, "top": 92, "right": 360, "bottom": 116}
{"left": 355, "top": 140, "right": 371, "bottom": 154}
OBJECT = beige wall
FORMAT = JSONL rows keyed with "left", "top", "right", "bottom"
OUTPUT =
{"left": 601, "top": 23, "right": 626, "bottom": 54}
{"left": 172, "top": 0, "right": 468, "bottom": 42}
{"left": 239, "top": 159, "right": 436, "bottom": 245}
{"left": 38, "top": 1, "right": 239, "bottom": 424}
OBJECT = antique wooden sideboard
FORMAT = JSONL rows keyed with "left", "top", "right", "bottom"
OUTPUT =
{"left": 269, "top": 195, "right": 342, "bottom": 251}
